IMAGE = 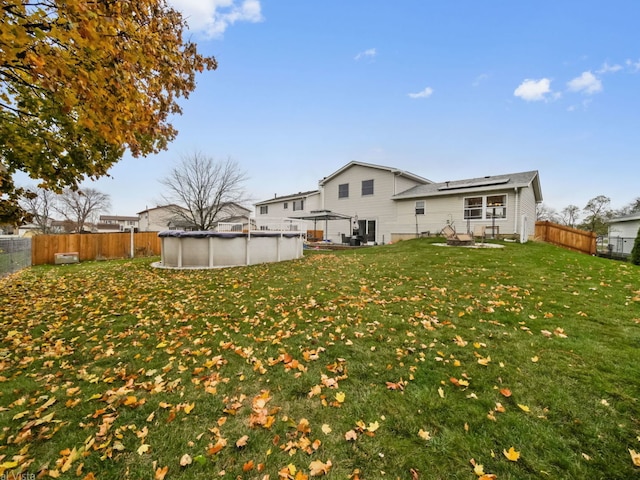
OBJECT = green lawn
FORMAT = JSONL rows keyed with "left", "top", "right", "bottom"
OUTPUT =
{"left": 1, "top": 239, "right": 639, "bottom": 479}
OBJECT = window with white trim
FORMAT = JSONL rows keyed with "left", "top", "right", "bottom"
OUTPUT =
{"left": 415, "top": 200, "right": 425, "bottom": 215}
{"left": 259, "top": 205, "right": 268, "bottom": 215}
{"left": 293, "top": 200, "right": 304, "bottom": 211}
{"left": 338, "top": 183, "right": 349, "bottom": 198}
{"left": 486, "top": 195, "right": 507, "bottom": 218}
{"left": 362, "top": 179, "right": 374, "bottom": 196}
{"left": 464, "top": 197, "right": 483, "bottom": 219}
{"left": 463, "top": 194, "right": 507, "bottom": 220}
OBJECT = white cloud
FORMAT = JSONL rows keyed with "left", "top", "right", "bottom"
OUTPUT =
{"left": 513, "top": 78, "right": 552, "bottom": 102}
{"left": 567, "top": 71, "right": 602, "bottom": 95}
{"left": 354, "top": 48, "right": 377, "bottom": 61}
{"left": 408, "top": 87, "right": 434, "bottom": 99}
{"left": 472, "top": 73, "right": 489, "bottom": 87}
{"left": 597, "top": 62, "right": 622, "bottom": 74}
{"left": 626, "top": 59, "right": 640, "bottom": 72}
{"left": 567, "top": 98, "right": 593, "bottom": 112}
{"left": 167, "top": 0, "right": 263, "bottom": 38}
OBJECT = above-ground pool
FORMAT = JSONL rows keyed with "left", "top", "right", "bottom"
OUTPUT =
{"left": 156, "top": 221, "right": 305, "bottom": 269}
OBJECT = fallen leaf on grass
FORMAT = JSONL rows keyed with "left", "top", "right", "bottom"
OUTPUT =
{"left": 236, "top": 435, "right": 249, "bottom": 448}
{"left": 386, "top": 379, "right": 406, "bottom": 391}
{"left": 517, "top": 404, "right": 530, "bottom": 412}
{"left": 321, "top": 424, "right": 332, "bottom": 435}
{"left": 154, "top": 466, "right": 168, "bottom": 480}
{"left": 418, "top": 429, "right": 431, "bottom": 441}
{"left": 179, "top": 454, "right": 192, "bottom": 467}
{"left": 503, "top": 447, "right": 520, "bottom": 461}
{"left": 500, "top": 388, "right": 512, "bottom": 397}
{"left": 477, "top": 356, "right": 491, "bottom": 366}
{"left": 345, "top": 430, "right": 357, "bottom": 441}
{"left": 207, "top": 438, "right": 227, "bottom": 455}
{"left": 630, "top": 449, "right": 640, "bottom": 467}
{"left": 309, "top": 459, "right": 332, "bottom": 476}
{"left": 137, "top": 444, "right": 150, "bottom": 455}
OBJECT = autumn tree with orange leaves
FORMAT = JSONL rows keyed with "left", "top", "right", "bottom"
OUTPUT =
{"left": 0, "top": 0, "right": 217, "bottom": 223}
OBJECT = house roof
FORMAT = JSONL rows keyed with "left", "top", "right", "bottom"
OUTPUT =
{"left": 318, "top": 161, "right": 432, "bottom": 186}
{"left": 607, "top": 212, "right": 640, "bottom": 224}
{"left": 137, "top": 204, "right": 185, "bottom": 215}
{"left": 99, "top": 215, "right": 139, "bottom": 221}
{"left": 255, "top": 190, "right": 320, "bottom": 206}
{"left": 392, "top": 170, "right": 543, "bottom": 202}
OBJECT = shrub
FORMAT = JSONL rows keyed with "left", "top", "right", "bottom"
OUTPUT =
{"left": 631, "top": 226, "right": 640, "bottom": 265}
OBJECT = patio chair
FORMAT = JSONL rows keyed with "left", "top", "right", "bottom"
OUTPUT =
{"left": 473, "top": 225, "right": 486, "bottom": 243}
{"left": 441, "top": 224, "right": 474, "bottom": 246}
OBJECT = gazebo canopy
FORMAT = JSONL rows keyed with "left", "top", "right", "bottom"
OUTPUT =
{"left": 290, "top": 210, "right": 353, "bottom": 241}
{"left": 290, "top": 210, "right": 352, "bottom": 221}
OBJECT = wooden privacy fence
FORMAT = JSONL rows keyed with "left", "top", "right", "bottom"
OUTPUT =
{"left": 535, "top": 221, "right": 597, "bottom": 255}
{"left": 31, "top": 232, "right": 161, "bottom": 266}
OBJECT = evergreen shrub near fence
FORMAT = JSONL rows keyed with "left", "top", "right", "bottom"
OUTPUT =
{"left": 0, "top": 237, "right": 32, "bottom": 278}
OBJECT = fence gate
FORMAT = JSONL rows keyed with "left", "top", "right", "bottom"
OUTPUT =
{"left": 0, "top": 237, "right": 32, "bottom": 278}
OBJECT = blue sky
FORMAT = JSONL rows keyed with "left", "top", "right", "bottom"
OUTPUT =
{"left": 82, "top": 1, "right": 640, "bottom": 216}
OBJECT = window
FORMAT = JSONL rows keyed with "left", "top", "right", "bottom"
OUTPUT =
{"left": 362, "top": 179, "right": 374, "bottom": 196}
{"left": 464, "top": 197, "right": 483, "bottom": 219}
{"left": 338, "top": 183, "right": 349, "bottom": 198}
{"left": 259, "top": 205, "right": 268, "bottom": 215}
{"left": 415, "top": 200, "right": 425, "bottom": 215}
{"left": 463, "top": 195, "right": 507, "bottom": 220}
{"left": 486, "top": 195, "right": 506, "bottom": 218}
{"left": 293, "top": 200, "right": 304, "bottom": 211}
{"left": 283, "top": 202, "right": 288, "bottom": 209}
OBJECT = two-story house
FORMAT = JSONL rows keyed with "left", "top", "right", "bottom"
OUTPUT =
{"left": 138, "top": 203, "right": 252, "bottom": 232}
{"left": 254, "top": 161, "right": 542, "bottom": 244}
{"left": 97, "top": 215, "right": 140, "bottom": 233}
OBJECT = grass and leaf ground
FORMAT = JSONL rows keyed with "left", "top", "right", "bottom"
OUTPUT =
{"left": 0, "top": 239, "right": 639, "bottom": 479}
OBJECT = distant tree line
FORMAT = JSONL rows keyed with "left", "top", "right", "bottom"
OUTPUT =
{"left": 536, "top": 195, "right": 640, "bottom": 235}
{"left": 15, "top": 187, "right": 111, "bottom": 234}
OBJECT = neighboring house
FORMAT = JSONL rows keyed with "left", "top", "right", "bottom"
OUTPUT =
{"left": 214, "top": 202, "right": 252, "bottom": 227}
{"left": 255, "top": 190, "right": 322, "bottom": 220}
{"left": 97, "top": 215, "right": 139, "bottom": 233}
{"left": 137, "top": 203, "right": 252, "bottom": 232}
{"left": 254, "top": 161, "right": 543, "bottom": 244}
{"left": 607, "top": 212, "right": 640, "bottom": 256}
{"left": 138, "top": 205, "right": 186, "bottom": 232}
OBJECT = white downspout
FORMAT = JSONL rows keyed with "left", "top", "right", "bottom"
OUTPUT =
{"left": 513, "top": 187, "right": 520, "bottom": 234}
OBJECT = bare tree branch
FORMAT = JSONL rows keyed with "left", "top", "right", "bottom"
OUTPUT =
{"left": 20, "top": 185, "right": 58, "bottom": 234}
{"left": 54, "top": 188, "right": 111, "bottom": 232}
{"left": 159, "top": 153, "right": 249, "bottom": 230}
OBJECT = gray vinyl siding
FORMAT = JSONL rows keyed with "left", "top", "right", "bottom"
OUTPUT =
{"left": 393, "top": 187, "right": 538, "bottom": 238}
{"left": 140, "top": 208, "right": 176, "bottom": 232}
{"left": 609, "top": 220, "right": 640, "bottom": 239}
{"left": 394, "top": 175, "right": 423, "bottom": 195}
{"left": 322, "top": 164, "right": 422, "bottom": 243}
{"left": 254, "top": 193, "right": 321, "bottom": 233}
{"left": 517, "top": 186, "right": 537, "bottom": 238}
